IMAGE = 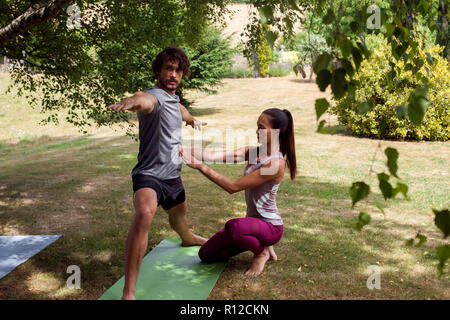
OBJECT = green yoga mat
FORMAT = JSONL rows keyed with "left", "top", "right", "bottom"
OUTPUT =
{"left": 99, "top": 237, "right": 227, "bottom": 300}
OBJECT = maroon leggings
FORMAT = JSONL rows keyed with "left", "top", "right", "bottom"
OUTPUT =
{"left": 198, "top": 217, "right": 283, "bottom": 263}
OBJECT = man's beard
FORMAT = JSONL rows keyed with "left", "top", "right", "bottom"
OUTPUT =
{"left": 159, "top": 78, "right": 178, "bottom": 91}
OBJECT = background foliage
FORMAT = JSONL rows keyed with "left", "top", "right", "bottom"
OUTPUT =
{"left": 331, "top": 35, "right": 450, "bottom": 141}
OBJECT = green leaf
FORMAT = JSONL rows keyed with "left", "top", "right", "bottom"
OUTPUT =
{"left": 316, "top": 69, "right": 332, "bottom": 91}
{"left": 259, "top": 6, "right": 274, "bottom": 22}
{"left": 388, "top": 69, "right": 397, "bottom": 80}
{"left": 340, "top": 59, "right": 354, "bottom": 77}
{"left": 436, "top": 244, "right": 450, "bottom": 276}
{"left": 322, "top": 9, "right": 335, "bottom": 24}
{"left": 385, "top": 23, "right": 395, "bottom": 37}
{"left": 287, "top": 0, "right": 300, "bottom": 11}
{"left": 338, "top": 36, "right": 353, "bottom": 59}
{"left": 395, "top": 105, "right": 408, "bottom": 119}
{"left": 350, "top": 21, "right": 359, "bottom": 33}
{"left": 416, "top": 233, "right": 427, "bottom": 247}
{"left": 265, "top": 31, "right": 278, "bottom": 48}
{"left": 331, "top": 68, "right": 348, "bottom": 99}
{"left": 377, "top": 173, "right": 393, "bottom": 200}
{"left": 313, "top": 53, "right": 331, "bottom": 74}
{"left": 402, "top": 53, "right": 409, "bottom": 63}
{"left": 433, "top": 209, "right": 450, "bottom": 238}
{"left": 350, "top": 181, "right": 370, "bottom": 208}
{"left": 317, "top": 120, "right": 326, "bottom": 133}
{"left": 408, "top": 86, "right": 429, "bottom": 126}
{"left": 351, "top": 47, "right": 363, "bottom": 70}
{"left": 377, "top": 172, "right": 389, "bottom": 182}
{"left": 376, "top": 203, "right": 386, "bottom": 216}
{"left": 357, "top": 101, "right": 371, "bottom": 115}
{"left": 394, "top": 182, "right": 409, "bottom": 200}
{"left": 355, "top": 212, "right": 371, "bottom": 231}
{"left": 384, "top": 147, "right": 399, "bottom": 178}
{"left": 425, "top": 52, "right": 434, "bottom": 66}
{"left": 395, "top": 44, "right": 408, "bottom": 59}
{"left": 405, "top": 232, "right": 427, "bottom": 247}
{"left": 315, "top": 98, "right": 330, "bottom": 121}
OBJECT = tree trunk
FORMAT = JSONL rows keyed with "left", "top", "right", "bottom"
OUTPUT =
{"left": 0, "top": 0, "right": 68, "bottom": 46}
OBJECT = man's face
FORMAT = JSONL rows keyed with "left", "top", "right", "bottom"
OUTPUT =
{"left": 157, "top": 58, "right": 183, "bottom": 92}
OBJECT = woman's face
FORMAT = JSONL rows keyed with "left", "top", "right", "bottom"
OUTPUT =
{"left": 257, "top": 113, "right": 279, "bottom": 147}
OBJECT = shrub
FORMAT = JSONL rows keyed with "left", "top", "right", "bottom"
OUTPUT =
{"left": 224, "top": 66, "right": 255, "bottom": 78}
{"left": 256, "top": 25, "right": 272, "bottom": 78}
{"left": 331, "top": 35, "right": 450, "bottom": 141}
{"left": 178, "top": 27, "right": 235, "bottom": 107}
{"left": 268, "top": 62, "right": 292, "bottom": 77}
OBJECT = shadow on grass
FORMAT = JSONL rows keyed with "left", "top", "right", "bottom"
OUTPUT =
{"left": 317, "top": 124, "right": 354, "bottom": 137}
{"left": 289, "top": 78, "right": 314, "bottom": 84}
{"left": 189, "top": 107, "right": 222, "bottom": 117}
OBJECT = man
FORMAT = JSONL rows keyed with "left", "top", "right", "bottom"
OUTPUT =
{"left": 107, "top": 47, "right": 207, "bottom": 300}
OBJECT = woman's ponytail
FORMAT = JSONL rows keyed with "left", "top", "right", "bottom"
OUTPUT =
{"left": 282, "top": 109, "right": 297, "bottom": 180}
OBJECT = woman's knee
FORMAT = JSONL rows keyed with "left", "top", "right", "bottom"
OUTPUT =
{"left": 225, "top": 218, "right": 253, "bottom": 242}
{"left": 225, "top": 218, "right": 241, "bottom": 234}
{"left": 198, "top": 244, "right": 214, "bottom": 263}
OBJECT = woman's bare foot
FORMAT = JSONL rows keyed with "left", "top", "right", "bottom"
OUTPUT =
{"left": 122, "top": 293, "right": 136, "bottom": 300}
{"left": 267, "top": 246, "right": 277, "bottom": 261}
{"left": 245, "top": 247, "right": 270, "bottom": 277}
{"left": 181, "top": 234, "right": 208, "bottom": 246}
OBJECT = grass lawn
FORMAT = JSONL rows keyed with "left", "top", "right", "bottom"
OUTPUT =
{"left": 0, "top": 72, "right": 448, "bottom": 299}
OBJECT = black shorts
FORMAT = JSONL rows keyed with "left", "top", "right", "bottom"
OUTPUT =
{"left": 132, "top": 174, "right": 186, "bottom": 211}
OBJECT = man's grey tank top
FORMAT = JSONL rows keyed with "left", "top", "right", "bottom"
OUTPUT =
{"left": 244, "top": 151, "right": 284, "bottom": 226}
{"left": 131, "top": 86, "right": 182, "bottom": 179}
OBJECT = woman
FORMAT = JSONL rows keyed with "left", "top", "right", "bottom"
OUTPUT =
{"left": 180, "top": 108, "right": 296, "bottom": 276}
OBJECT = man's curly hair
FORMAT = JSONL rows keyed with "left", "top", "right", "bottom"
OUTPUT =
{"left": 152, "top": 47, "right": 191, "bottom": 78}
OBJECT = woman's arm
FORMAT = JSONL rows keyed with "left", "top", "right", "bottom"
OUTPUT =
{"left": 181, "top": 147, "right": 284, "bottom": 194}
{"left": 191, "top": 146, "right": 257, "bottom": 163}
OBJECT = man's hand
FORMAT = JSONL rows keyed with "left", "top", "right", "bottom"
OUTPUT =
{"left": 186, "top": 119, "right": 207, "bottom": 131}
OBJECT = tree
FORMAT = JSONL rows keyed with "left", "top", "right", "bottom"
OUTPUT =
{"left": 0, "top": 0, "right": 68, "bottom": 46}
{"left": 0, "top": 0, "right": 232, "bottom": 134}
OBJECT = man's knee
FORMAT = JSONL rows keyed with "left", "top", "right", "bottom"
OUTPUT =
{"left": 135, "top": 205, "right": 156, "bottom": 228}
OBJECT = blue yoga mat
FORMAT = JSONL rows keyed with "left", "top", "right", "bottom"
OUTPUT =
{"left": 99, "top": 237, "right": 228, "bottom": 300}
{"left": 0, "top": 235, "right": 61, "bottom": 279}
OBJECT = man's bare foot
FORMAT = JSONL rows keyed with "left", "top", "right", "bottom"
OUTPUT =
{"left": 122, "top": 294, "right": 136, "bottom": 300}
{"left": 181, "top": 234, "right": 208, "bottom": 246}
{"left": 245, "top": 247, "right": 270, "bottom": 277}
{"left": 267, "top": 246, "right": 277, "bottom": 261}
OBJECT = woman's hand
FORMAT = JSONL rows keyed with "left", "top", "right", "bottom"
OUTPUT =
{"left": 179, "top": 145, "right": 204, "bottom": 170}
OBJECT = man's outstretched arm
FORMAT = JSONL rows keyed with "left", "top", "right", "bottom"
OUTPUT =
{"left": 179, "top": 103, "right": 207, "bottom": 130}
{"left": 107, "top": 91, "right": 157, "bottom": 114}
